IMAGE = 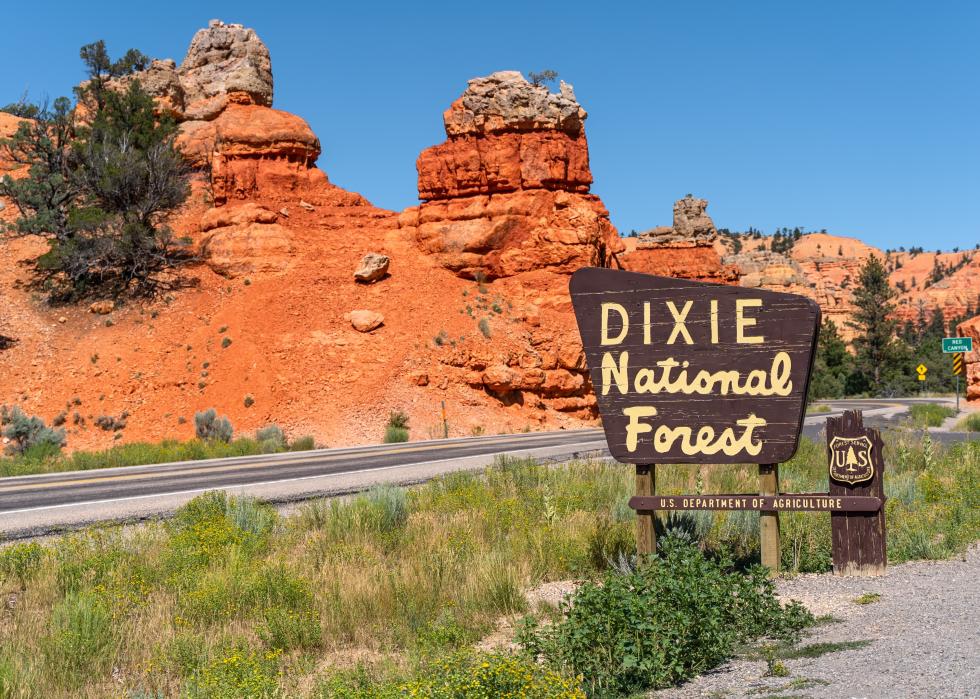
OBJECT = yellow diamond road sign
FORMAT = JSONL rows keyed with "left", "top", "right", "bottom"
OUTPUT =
{"left": 916, "top": 363, "right": 928, "bottom": 381}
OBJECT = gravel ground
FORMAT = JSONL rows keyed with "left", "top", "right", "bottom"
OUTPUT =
{"left": 653, "top": 545, "right": 980, "bottom": 699}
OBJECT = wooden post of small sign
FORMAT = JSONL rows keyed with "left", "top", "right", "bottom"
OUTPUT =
{"left": 759, "top": 463, "right": 780, "bottom": 573}
{"left": 827, "top": 410, "right": 886, "bottom": 575}
{"left": 635, "top": 464, "right": 656, "bottom": 556}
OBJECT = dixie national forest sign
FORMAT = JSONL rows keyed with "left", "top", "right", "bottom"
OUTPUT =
{"left": 570, "top": 268, "right": 821, "bottom": 464}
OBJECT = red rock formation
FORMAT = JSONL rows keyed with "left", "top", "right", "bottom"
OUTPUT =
{"left": 207, "top": 105, "right": 323, "bottom": 204}
{"left": 403, "top": 71, "right": 622, "bottom": 280}
{"left": 620, "top": 195, "right": 737, "bottom": 284}
{"left": 417, "top": 131, "right": 591, "bottom": 200}
{"left": 108, "top": 20, "right": 396, "bottom": 278}
{"left": 394, "top": 71, "right": 630, "bottom": 418}
{"left": 199, "top": 203, "right": 293, "bottom": 277}
{"left": 716, "top": 231, "right": 980, "bottom": 338}
{"left": 892, "top": 256, "right": 980, "bottom": 325}
{"left": 956, "top": 315, "right": 980, "bottom": 402}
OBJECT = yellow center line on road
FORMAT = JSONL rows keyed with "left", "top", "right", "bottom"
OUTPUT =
{"left": 0, "top": 433, "right": 570, "bottom": 494}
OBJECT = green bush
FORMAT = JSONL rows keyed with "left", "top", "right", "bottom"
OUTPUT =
{"left": 387, "top": 410, "right": 409, "bottom": 429}
{"left": 186, "top": 643, "right": 282, "bottom": 699}
{"left": 41, "top": 592, "right": 115, "bottom": 687}
{"left": 258, "top": 604, "right": 322, "bottom": 651}
{"left": 0, "top": 406, "right": 65, "bottom": 455}
{"left": 518, "top": 537, "right": 812, "bottom": 696}
{"left": 957, "top": 412, "right": 980, "bottom": 432}
{"left": 0, "top": 44, "right": 192, "bottom": 301}
{"left": 908, "top": 403, "right": 956, "bottom": 428}
{"left": 384, "top": 425, "right": 409, "bottom": 443}
{"left": 255, "top": 424, "right": 286, "bottom": 451}
{"left": 288, "top": 435, "right": 316, "bottom": 451}
{"left": 403, "top": 651, "right": 585, "bottom": 698}
{"left": 384, "top": 410, "right": 410, "bottom": 443}
{"left": 314, "top": 666, "right": 403, "bottom": 699}
{"left": 886, "top": 437, "right": 979, "bottom": 562}
{"left": 0, "top": 541, "right": 45, "bottom": 590}
{"left": 165, "top": 492, "right": 277, "bottom": 571}
{"left": 195, "top": 408, "right": 233, "bottom": 443}
{"left": 255, "top": 424, "right": 284, "bottom": 444}
{"left": 366, "top": 484, "right": 410, "bottom": 531}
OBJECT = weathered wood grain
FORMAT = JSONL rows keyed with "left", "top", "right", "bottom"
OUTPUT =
{"left": 828, "top": 410, "right": 887, "bottom": 576}
{"left": 635, "top": 464, "right": 656, "bottom": 556}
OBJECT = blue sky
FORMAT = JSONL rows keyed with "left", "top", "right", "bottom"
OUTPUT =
{"left": 3, "top": 1, "right": 978, "bottom": 250}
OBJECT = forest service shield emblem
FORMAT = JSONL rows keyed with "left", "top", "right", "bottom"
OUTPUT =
{"left": 829, "top": 435, "right": 874, "bottom": 484}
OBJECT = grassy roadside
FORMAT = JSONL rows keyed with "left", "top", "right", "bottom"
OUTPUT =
{"left": 0, "top": 435, "right": 315, "bottom": 479}
{"left": 0, "top": 434, "right": 976, "bottom": 697}
{"left": 907, "top": 402, "right": 957, "bottom": 428}
{"left": 956, "top": 412, "right": 980, "bottom": 432}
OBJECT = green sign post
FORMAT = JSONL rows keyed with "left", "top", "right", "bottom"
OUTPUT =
{"left": 942, "top": 337, "right": 973, "bottom": 353}
{"left": 942, "top": 337, "right": 972, "bottom": 411}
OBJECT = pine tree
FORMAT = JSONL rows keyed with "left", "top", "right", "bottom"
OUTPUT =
{"left": 808, "top": 318, "right": 853, "bottom": 399}
{"left": 0, "top": 41, "right": 190, "bottom": 300}
{"left": 847, "top": 255, "right": 901, "bottom": 394}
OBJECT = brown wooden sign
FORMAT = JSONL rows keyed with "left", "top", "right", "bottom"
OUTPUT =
{"left": 827, "top": 410, "right": 887, "bottom": 575}
{"left": 630, "top": 494, "right": 883, "bottom": 512}
{"left": 570, "top": 268, "right": 820, "bottom": 464}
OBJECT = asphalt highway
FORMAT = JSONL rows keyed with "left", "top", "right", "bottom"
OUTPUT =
{"left": 0, "top": 429, "right": 607, "bottom": 512}
{"left": 0, "top": 398, "right": 974, "bottom": 537}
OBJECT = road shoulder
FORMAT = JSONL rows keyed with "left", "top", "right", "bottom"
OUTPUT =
{"left": 652, "top": 545, "right": 980, "bottom": 698}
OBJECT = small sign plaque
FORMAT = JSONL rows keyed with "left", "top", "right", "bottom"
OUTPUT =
{"left": 942, "top": 337, "right": 973, "bottom": 353}
{"left": 631, "top": 494, "right": 882, "bottom": 512}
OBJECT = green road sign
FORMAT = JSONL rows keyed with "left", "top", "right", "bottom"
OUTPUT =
{"left": 942, "top": 337, "right": 973, "bottom": 353}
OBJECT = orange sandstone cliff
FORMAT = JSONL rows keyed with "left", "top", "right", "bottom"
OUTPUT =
{"left": 717, "top": 231, "right": 979, "bottom": 339}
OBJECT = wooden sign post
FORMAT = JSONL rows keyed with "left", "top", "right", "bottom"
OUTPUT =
{"left": 759, "top": 463, "right": 780, "bottom": 571}
{"left": 827, "top": 410, "right": 887, "bottom": 575}
{"left": 570, "top": 268, "right": 821, "bottom": 572}
{"left": 635, "top": 464, "right": 656, "bottom": 555}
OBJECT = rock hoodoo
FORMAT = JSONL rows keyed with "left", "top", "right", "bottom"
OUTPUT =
{"left": 180, "top": 20, "right": 274, "bottom": 114}
{"left": 113, "top": 20, "right": 323, "bottom": 205}
{"left": 109, "top": 20, "right": 395, "bottom": 278}
{"left": 621, "top": 195, "right": 737, "bottom": 283}
{"left": 671, "top": 194, "right": 719, "bottom": 242}
{"left": 403, "top": 71, "right": 623, "bottom": 279}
